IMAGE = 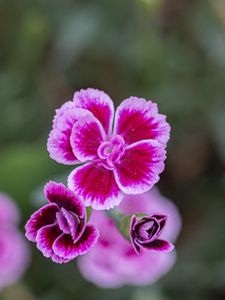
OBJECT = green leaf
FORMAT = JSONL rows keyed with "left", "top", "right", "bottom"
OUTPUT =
{"left": 86, "top": 207, "right": 92, "bottom": 222}
{"left": 117, "top": 213, "right": 147, "bottom": 241}
{"left": 117, "top": 215, "right": 132, "bottom": 240}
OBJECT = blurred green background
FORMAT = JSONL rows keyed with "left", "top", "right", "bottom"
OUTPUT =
{"left": 0, "top": 0, "right": 225, "bottom": 299}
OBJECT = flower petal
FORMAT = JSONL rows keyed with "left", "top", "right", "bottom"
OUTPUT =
{"left": 114, "top": 97, "right": 170, "bottom": 147}
{"left": 47, "top": 106, "right": 91, "bottom": 165}
{"left": 142, "top": 239, "right": 175, "bottom": 252}
{"left": 44, "top": 181, "right": 85, "bottom": 218}
{"left": 68, "top": 163, "right": 123, "bottom": 210}
{"left": 73, "top": 88, "right": 114, "bottom": 134}
{"left": 52, "top": 101, "right": 75, "bottom": 128}
{"left": 36, "top": 224, "right": 62, "bottom": 258}
{"left": 130, "top": 215, "right": 141, "bottom": 255}
{"left": 52, "top": 225, "right": 99, "bottom": 260}
{"left": 71, "top": 114, "right": 106, "bottom": 162}
{"left": 25, "top": 203, "right": 59, "bottom": 242}
{"left": 51, "top": 254, "right": 71, "bottom": 264}
{"left": 114, "top": 140, "right": 166, "bottom": 194}
{"left": 152, "top": 215, "right": 167, "bottom": 237}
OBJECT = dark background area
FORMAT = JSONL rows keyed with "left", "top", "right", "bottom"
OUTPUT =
{"left": 0, "top": 0, "right": 225, "bottom": 299}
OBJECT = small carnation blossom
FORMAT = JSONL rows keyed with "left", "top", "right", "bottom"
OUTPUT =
{"left": 47, "top": 88, "right": 170, "bottom": 210}
{"left": 78, "top": 188, "right": 181, "bottom": 288}
{"left": 25, "top": 181, "right": 99, "bottom": 264}
{"left": 130, "top": 214, "right": 174, "bottom": 254}
{"left": 0, "top": 193, "right": 30, "bottom": 290}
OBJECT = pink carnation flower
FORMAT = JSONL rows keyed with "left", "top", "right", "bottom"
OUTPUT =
{"left": 47, "top": 88, "right": 170, "bottom": 210}
{"left": 0, "top": 194, "right": 30, "bottom": 290}
{"left": 25, "top": 181, "right": 99, "bottom": 264}
{"left": 78, "top": 189, "right": 181, "bottom": 288}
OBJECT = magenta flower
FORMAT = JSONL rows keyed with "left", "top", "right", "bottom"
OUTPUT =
{"left": 78, "top": 188, "right": 181, "bottom": 288}
{"left": 0, "top": 193, "right": 30, "bottom": 290}
{"left": 130, "top": 214, "right": 174, "bottom": 254}
{"left": 25, "top": 181, "right": 99, "bottom": 264}
{"left": 47, "top": 88, "right": 170, "bottom": 210}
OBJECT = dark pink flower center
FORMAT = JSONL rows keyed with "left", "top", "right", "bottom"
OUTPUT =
{"left": 136, "top": 219, "right": 159, "bottom": 242}
{"left": 56, "top": 208, "right": 79, "bottom": 237}
{"left": 97, "top": 135, "right": 125, "bottom": 168}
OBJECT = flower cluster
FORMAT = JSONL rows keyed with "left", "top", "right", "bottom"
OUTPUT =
{"left": 25, "top": 88, "right": 181, "bottom": 287}
{"left": 0, "top": 193, "right": 30, "bottom": 290}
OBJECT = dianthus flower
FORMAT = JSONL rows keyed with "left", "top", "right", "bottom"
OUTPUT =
{"left": 0, "top": 193, "right": 30, "bottom": 290}
{"left": 47, "top": 88, "right": 170, "bottom": 210}
{"left": 130, "top": 214, "right": 174, "bottom": 254}
{"left": 78, "top": 188, "right": 181, "bottom": 288}
{"left": 25, "top": 181, "right": 99, "bottom": 264}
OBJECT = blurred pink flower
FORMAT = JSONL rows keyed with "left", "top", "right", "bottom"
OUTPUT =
{"left": 0, "top": 193, "right": 30, "bottom": 290}
{"left": 47, "top": 88, "right": 170, "bottom": 210}
{"left": 0, "top": 193, "right": 20, "bottom": 226}
{"left": 78, "top": 189, "right": 181, "bottom": 288}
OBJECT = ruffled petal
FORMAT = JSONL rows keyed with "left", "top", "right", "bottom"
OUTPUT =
{"left": 68, "top": 163, "right": 123, "bottom": 210}
{"left": 47, "top": 106, "right": 91, "bottom": 165}
{"left": 142, "top": 239, "right": 174, "bottom": 252}
{"left": 114, "top": 140, "right": 166, "bottom": 194}
{"left": 52, "top": 225, "right": 99, "bottom": 260}
{"left": 71, "top": 114, "right": 106, "bottom": 162}
{"left": 52, "top": 101, "right": 75, "bottom": 128}
{"left": 25, "top": 203, "right": 59, "bottom": 242}
{"left": 44, "top": 181, "right": 85, "bottom": 218}
{"left": 114, "top": 97, "right": 170, "bottom": 147}
{"left": 51, "top": 254, "right": 71, "bottom": 264}
{"left": 73, "top": 88, "right": 114, "bottom": 134}
{"left": 36, "top": 224, "right": 62, "bottom": 258}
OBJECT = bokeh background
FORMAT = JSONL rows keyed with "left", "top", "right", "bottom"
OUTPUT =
{"left": 0, "top": 0, "right": 225, "bottom": 299}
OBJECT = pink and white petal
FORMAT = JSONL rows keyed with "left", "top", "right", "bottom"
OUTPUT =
{"left": 36, "top": 224, "right": 62, "bottom": 258}
{"left": 44, "top": 181, "right": 85, "bottom": 218}
{"left": 114, "top": 140, "right": 166, "bottom": 194}
{"left": 114, "top": 97, "right": 170, "bottom": 147}
{"left": 71, "top": 114, "right": 106, "bottom": 162}
{"left": 47, "top": 107, "right": 91, "bottom": 165}
{"left": 53, "top": 225, "right": 99, "bottom": 259}
{"left": 52, "top": 101, "right": 76, "bottom": 128}
{"left": 73, "top": 88, "right": 114, "bottom": 134}
{"left": 51, "top": 253, "right": 71, "bottom": 264}
{"left": 68, "top": 163, "right": 123, "bottom": 210}
{"left": 25, "top": 203, "right": 59, "bottom": 242}
{"left": 142, "top": 239, "right": 174, "bottom": 252}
